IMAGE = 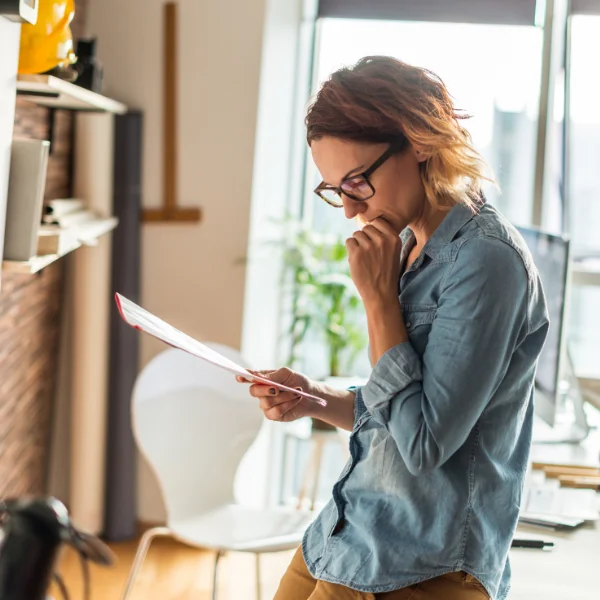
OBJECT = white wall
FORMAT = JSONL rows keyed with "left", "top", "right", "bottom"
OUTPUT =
{"left": 86, "top": 0, "right": 306, "bottom": 522}
{"left": 0, "top": 18, "right": 21, "bottom": 289}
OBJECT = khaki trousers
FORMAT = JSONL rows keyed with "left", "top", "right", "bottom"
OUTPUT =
{"left": 274, "top": 548, "right": 490, "bottom": 600}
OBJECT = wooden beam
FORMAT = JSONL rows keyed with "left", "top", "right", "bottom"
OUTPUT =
{"left": 164, "top": 0, "right": 177, "bottom": 214}
{"left": 142, "top": 208, "right": 202, "bottom": 223}
{"left": 142, "top": 2, "right": 201, "bottom": 224}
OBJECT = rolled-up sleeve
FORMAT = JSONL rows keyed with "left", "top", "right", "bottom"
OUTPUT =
{"left": 362, "top": 236, "right": 530, "bottom": 476}
{"left": 354, "top": 387, "right": 369, "bottom": 424}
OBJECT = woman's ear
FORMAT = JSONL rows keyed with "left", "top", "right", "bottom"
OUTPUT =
{"left": 413, "top": 147, "right": 428, "bottom": 164}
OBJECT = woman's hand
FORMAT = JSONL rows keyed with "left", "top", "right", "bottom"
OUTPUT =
{"left": 346, "top": 217, "right": 402, "bottom": 304}
{"left": 347, "top": 217, "right": 407, "bottom": 365}
{"left": 237, "top": 368, "right": 359, "bottom": 431}
{"left": 236, "top": 368, "right": 317, "bottom": 423}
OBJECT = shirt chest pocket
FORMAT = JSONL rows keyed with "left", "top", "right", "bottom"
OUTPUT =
{"left": 402, "top": 304, "right": 437, "bottom": 355}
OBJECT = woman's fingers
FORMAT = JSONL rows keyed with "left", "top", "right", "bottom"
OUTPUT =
{"left": 248, "top": 369, "right": 278, "bottom": 377}
{"left": 243, "top": 368, "right": 299, "bottom": 395}
{"left": 352, "top": 230, "right": 371, "bottom": 246}
{"left": 368, "top": 216, "right": 397, "bottom": 237}
{"left": 258, "top": 395, "right": 289, "bottom": 412}
{"left": 249, "top": 383, "right": 304, "bottom": 401}
{"left": 235, "top": 369, "right": 277, "bottom": 384}
{"left": 345, "top": 237, "right": 359, "bottom": 250}
{"left": 361, "top": 223, "right": 385, "bottom": 242}
{"left": 260, "top": 395, "right": 304, "bottom": 422}
{"left": 248, "top": 383, "right": 280, "bottom": 398}
{"left": 236, "top": 367, "right": 307, "bottom": 422}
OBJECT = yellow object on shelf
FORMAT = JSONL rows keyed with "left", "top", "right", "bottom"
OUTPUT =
{"left": 18, "top": 0, "right": 77, "bottom": 76}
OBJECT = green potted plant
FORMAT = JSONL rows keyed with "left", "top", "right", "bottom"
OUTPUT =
{"left": 278, "top": 220, "right": 367, "bottom": 429}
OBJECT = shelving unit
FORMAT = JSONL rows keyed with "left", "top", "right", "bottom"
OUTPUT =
{"left": 3, "top": 216, "right": 118, "bottom": 274}
{"left": 3, "top": 76, "right": 127, "bottom": 275}
{"left": 16, "top": 75, "right": 127, "bottom": 114}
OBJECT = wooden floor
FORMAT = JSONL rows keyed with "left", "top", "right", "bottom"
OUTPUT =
{"left": 51, "top": 537, "right": 294, "bottom": 600}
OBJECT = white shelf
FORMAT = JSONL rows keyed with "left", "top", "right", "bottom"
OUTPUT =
{"left": 16, "top": 75, "right": 127, "bottom": 114}
{"left": 3, "top": 217, "right": 118, "bottom": 274}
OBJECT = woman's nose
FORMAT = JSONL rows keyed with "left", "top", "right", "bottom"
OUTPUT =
{"left": 342, "top": 195, "right": 366, "bottom": 220}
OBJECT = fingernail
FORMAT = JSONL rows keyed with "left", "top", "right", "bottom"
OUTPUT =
{"left": 269, "top": 388, "right": 277, "bottom": 395}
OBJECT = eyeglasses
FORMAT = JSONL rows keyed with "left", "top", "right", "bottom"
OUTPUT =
{"left": 314, "top": 140, "right": 406, "bottom": 208}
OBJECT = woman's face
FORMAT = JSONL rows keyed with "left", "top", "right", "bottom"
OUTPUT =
{"left": 310, "top": 136, "right": 427, "bottom": 234}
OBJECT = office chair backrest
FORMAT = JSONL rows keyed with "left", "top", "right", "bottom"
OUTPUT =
{"left": 132, "top": 346, "right": 263, "bottom": 523}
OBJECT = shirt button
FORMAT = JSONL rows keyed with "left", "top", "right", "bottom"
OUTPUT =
{"left": 406, "top": 321, "right": 412, "bottom": 328}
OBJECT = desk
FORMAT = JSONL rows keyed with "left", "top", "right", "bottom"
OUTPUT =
{"left": 510, "top": 415, "right": 600, "bottom": 599}
{"left": 529, "top": 429, "right": 600, "bottom": 467}
{"left": 510, "top": 521, "right": 599, "bottom": 599}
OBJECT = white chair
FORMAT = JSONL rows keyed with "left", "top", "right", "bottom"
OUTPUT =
{"left": 121, "top": 345, "right": 314, "bottom": 600}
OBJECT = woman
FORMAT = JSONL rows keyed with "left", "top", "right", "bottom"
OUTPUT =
{"left": 239, "top": 57, "right": 548, "bottom": 600}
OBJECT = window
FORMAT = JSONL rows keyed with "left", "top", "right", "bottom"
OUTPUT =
{"left": 566, "top": 14, "right": 600, "bottom": 378}
{"left": 279, "top": 2, "right": 600, "bottom": 510}
{"left": 567, "top": 15, "right": 600, "bottom": 257}
{"left": 299, "top": 17, "right": 543, "bottom": 379}
{"left": 305, "top": 18, "right": 543, "bottom": 236}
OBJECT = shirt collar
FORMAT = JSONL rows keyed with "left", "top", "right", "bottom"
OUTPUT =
{"left": 401, "top": 201, "right": 480, "bottom": 260}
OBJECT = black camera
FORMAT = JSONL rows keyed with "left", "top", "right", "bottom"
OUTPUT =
{"left": 0, "top": 497, "right": 114, "bottom": 600}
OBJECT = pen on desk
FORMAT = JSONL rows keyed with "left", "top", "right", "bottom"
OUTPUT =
{"left": 511, "top": 539, "right": 554, "bottom": 549}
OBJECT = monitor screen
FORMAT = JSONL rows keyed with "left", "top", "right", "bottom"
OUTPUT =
{"left": 516, "top": 227, "right": 570, "bottom": 402}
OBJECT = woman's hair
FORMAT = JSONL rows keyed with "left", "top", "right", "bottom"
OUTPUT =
{"left": 305, "top": 56, "right": 494, "bottom": 210}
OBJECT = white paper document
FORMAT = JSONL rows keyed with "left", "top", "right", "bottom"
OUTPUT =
{"left": 115, "top": 293, "right": 327, "bottom": 406}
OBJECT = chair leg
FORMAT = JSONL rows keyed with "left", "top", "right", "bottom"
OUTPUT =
{"left": 255, "top": 553, "right": 261, "bottom": 600}
{"left": 297, "top": 439, "right": 319, "bottom": 510}
{"left": 212, "top": 550, "right": 223, "bottom": 600}
{"left": 309, "top": 438, "right": 325, "bottom": 511}
{"left": 121, "top": 526, "right": 172, "bottom": 600}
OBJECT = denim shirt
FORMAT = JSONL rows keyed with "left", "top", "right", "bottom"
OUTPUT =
{"left": 302, "top": 202, "right": 549, "bottom": 600}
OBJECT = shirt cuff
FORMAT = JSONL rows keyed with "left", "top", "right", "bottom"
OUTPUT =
{"left": 362, "top": 342, "right": 423, "bottom": 422}
{"left": 352, "top": 387, "right": 368, "bottom": 425}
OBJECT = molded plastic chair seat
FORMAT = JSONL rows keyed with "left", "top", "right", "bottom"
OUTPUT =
{"left": 121, "top": 345, "right": 313, "bottom": 600}
{"left": 170, "top": 504, "right": 314, "bottom": 553}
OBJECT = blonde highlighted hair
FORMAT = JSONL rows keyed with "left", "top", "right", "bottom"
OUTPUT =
{"left": 305, "top": 56, "right": 494, "bottom": 210}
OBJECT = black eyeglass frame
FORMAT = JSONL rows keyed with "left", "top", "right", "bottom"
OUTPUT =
{"left": 314, "top": 139, "right": 407, "bottom": 207}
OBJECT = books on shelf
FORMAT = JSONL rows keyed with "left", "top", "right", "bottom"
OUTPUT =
{"left": 42, "top": 198, "right": 90, "bottom": 228}
{"left": 43, "top": 198, "right": 84, "bottom": 218}
{"left": 37, "top": 211, "right": 112, "bottom": 256}
{"left": 4, "top": 215, "right": 118, "bottom": 274}
{"left": 37, "top": 224, "right": 79, "bottom": 256}
{"left": 4, "top": 139, "right": 51, "bottom": 262}
{"left": 43, "top": 208, "right": 97, "bottom": 228}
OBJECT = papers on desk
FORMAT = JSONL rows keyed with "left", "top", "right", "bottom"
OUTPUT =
{"left": 518, "top": 514, "right": 585, "bottom": 529}
{"left": 519, "top": 471, "right": 600, "bottom": 529}
{"left": 114, "top": 293, "right": 328, "bottom": 406}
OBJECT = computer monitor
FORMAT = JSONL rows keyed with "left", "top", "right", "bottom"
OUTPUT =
{"left": 516, "top": 226, "right": 569, "bottom": 426}
{"left": 516, "top": 226, "right": 589, "bottom": 442}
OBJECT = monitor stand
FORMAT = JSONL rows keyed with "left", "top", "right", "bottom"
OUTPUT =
{"left": 532, "top": 353, "right": 591, "bottom": 444}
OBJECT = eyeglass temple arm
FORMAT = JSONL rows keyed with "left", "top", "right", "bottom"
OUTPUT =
{"left": 361, "top": 140, "right": 405, "bottom": 178}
